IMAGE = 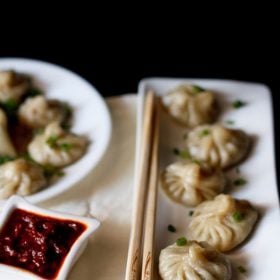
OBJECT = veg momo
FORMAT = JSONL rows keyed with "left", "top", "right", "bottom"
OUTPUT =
{"left": 0, "top": 159, "right": 46, "bottom": 199}
{"left": 0, "top": 70, "right": 30, "bottom": 103}
{"left": 159, "top": 240, "right": 232, "bottom": 280}
{"left": 161, "top": 162, "right": 225, "bottom": 207}
{"left": 189, "top": 194, "right": 258, "bottom": 252}
{"left": 0, "top": 108, "right": 16, "bottom": 157}
{"left": 19, "top": 96, "right": 69, "bottom": 128}
{"left": 161, "top": 84, "right": 218, "bottom": 127}
{"left": 28, "top": 122, "right": 88, "bottom": 167}
{"left": 186, "top": 124, "right": 250, "bottom": 169}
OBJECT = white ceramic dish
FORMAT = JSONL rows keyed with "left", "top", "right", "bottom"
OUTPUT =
{"left": 0, "top": 195, "right": 100, "bottom": 279}
{"left": 0, "top": 58, "right": 112, "bottom": 204}
{"left": 138, "top": 78, "right": 280, "bottom": 280}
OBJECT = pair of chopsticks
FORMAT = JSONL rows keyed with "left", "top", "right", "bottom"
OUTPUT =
{"left": 125, "top": 91, "right": 160, "bottom": 280}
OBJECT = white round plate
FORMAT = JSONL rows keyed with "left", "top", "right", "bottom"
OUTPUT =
{"left": 0, "top": 58, "right": 112, "bottom": 204}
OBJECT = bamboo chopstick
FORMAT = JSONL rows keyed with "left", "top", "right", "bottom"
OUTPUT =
{"left": 125, "top": 91, "right": 156, "bottom": 280}
{"left": 141, "top": 99, "right": 159, "bottom": 280}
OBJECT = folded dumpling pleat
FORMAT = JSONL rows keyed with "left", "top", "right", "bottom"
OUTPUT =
{"left": 189, "top": 194, "right": 258, "bottom": 252}
{"left": 161, "top": 162, "right": 225, "bottom": 207}
{"left": 159, "top": 240, "right": 232, "bottom": 280}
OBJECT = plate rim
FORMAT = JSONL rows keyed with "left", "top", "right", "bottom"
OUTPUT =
{"left": 0, "top": 57, "right": 112, "bottom": 204}
{"left": 136, "top": 77, "right": 280, "bottom": 279}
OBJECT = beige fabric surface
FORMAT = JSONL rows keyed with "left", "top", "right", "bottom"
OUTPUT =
{"left": 40, "top": 95, "right": 137, "bottom": 279}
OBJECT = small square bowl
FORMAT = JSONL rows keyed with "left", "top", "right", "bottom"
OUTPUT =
{"left": 0, "top": 195, "right": 100, "bottom": 280}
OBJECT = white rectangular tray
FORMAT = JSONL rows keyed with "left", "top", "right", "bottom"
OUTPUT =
{"left": 137, "top": 78, "right": 280, "bottom": 280}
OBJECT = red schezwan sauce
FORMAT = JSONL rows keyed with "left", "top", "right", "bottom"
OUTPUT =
{"left": 0, "top": 208, "right": 86, "bottom": 279}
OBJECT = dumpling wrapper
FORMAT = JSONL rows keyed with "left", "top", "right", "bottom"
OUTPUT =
{"left": 28, "top": 122, "right": 88, "bottom": 167}
{"left": 0, "top": 159, "right": 46, "bottom": 199}
{"left": 189, "top": 194, "right": 258, "bottom": 252}
{"left": 186, "top": 124, "right": 250, "bottom": 170}
{"left": 0, "top": 108, "right": 16, "bottom": 157}
{"left": 161, "top": 84, "right": 218, "bottom": 128}
{"left": 0, "top": 70, "right": 30, "bottom": 103}
{"left": 18, "top": 96, "right": 68, "bottom": 129}
{"left": 159, "top": 240, "right": 232, "bottom": 280}
{"left": 161, "top": 161, "right": 225, "bottom": 207}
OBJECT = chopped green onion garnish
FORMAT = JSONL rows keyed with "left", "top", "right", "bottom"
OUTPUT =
{"left": 192, "top": 85, "right": 205, "bottom": 93}
{"left": 26, "top": 88, "right": 43, "bottom": 97}
{"left": 173, "top": 148, "right": 180, "bottom": 155}
{"left": 20, "top": 153, "right": 35, "bottom": 163}
{"left": 46, "top": 135, "right": 59, "bottom": 148}
{"left": 56, "top": 171, "right": 65, "bottom": 177}
{"left": 59, "top": 103, "right": 73, "bottom": 130}
{"left": 189, "top": 211, "right": 194, "bottom": 216}
{"left": 167, "top": 224, "right": 176, "bottom": 233}
{"left": 46, "top": 136, "right": 73, "bottom": 152}
{"left": 233, "top": 178, "right": 247, "bottom": 186}
{"left": 225, "top": 120, "right": 235, "bottom": 125}
{"left": 1, "top": 98, "right": 18, "bottom": 116}
{"left": 33, "top": 127, "right": 44, "bottom": 135}
{"left": 173, "top": 148, "right": 199, "bottom": 163}
{"left": 62, "top": 103, "right": 72, "bottom": 118}
{"left": 60, "top": 143, "right": 73, "bottom": 152}
{"left": 199, "top": 129, "right": 210, "bottom": 137}
{"left": 173, "top": 148, "right": 191, "bottom": 159}
{"left": 237, "top": 266, "right": 247, "bottom": 273}
{"left": 232, "top": 100, "right": 246, "bottom": 109}
{"left": 61, "top": 123, "right": 71, "bottom": 130}
{"left": 3, "top": 98, "right": 17, "bottom": 108}
{"left": 46, "top": 135, "right": 73, "bottom": 152}
{"left": 0, "top": 156, "right": 14, "bottom": 165}
{"left": 43, "top": 165, "right": 65, "bottom": 179}
{"left": 180, "top": 150, "right": 191, "bottom": 159}
{"left": 232, "top": 211, "right": 244, "bottom": 222}
{"left": 176, "top": 237, "right": 188, "bottom": 246}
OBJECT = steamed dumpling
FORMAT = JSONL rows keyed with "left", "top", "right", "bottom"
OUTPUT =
{"left": 0, "top": 108, "right": 16, "bottom": 157}
{"left": 19, "top": 96, "right": 69, "bottom": 128}
{"left": 0, "top": 159, "right": 46, "bottom": 199}
{"left": 189, "top": 194, "right": 258, "bottom": 252}
{"left": 161, "top": 84, "right": 218, "bottom": 127}
{"left": 186, "top": 124, "right": 250, "bottom": 169}
{"left": 28, "top": 122, "right": 88, "bottom": 167}
{"left": 0, "top": 70, "right": 30, "bottom": 103}
{"left": 159, "top": 240, "right": 232, "bottom": 280}
{"left": 161, "top": 162, "right": 225, "bottom": 207}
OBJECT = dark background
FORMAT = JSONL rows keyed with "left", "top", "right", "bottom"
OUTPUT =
{"left": 0, "top": 42, "right": 279, "bottom": 188}
{"left": 0, "top": 47, "right": 277, "bottom": 98}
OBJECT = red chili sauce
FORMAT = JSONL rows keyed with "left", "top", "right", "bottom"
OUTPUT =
{"left": 0, "top": 208, "right": 86, "bottom": 279}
